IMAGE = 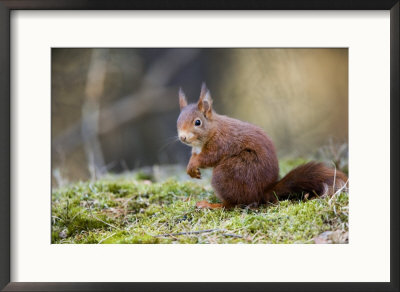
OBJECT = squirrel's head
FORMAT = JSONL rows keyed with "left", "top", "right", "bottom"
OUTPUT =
{"left": 177, "top": 83, "right": 214, "bottom": 148}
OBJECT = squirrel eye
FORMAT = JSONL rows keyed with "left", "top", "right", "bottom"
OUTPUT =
{"left": 194, "top": 119, "right": 201, "bottom": 126}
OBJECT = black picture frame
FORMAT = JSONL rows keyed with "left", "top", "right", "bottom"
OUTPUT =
{"left": 0, "top": 1, "right": 398, "bottom": 291}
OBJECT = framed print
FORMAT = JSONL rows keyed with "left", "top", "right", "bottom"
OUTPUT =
{"left": 1, "top": 1, "right": 399, "bottom": 291}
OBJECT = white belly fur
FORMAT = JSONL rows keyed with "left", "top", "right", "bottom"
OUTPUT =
{"left": 192, "top": 146, "right": 202, "bottom": 154}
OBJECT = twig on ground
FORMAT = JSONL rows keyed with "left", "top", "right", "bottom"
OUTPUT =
{"left": 90, "top": 212, "right": 122, "bottom": 231}
{"left": 98, "top": 232, "right": 117, "bottom": 244}
{"left": 221, "top": 233, "right": 243, "bottom": 238}
{"left": 154, "top": 229, "right": 243, "bottom": 238}
{"left": 155, "top": 229, "right": 219, "bottom": 237}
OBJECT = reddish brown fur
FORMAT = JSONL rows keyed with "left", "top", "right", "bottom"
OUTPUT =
{"left": 177, "top": 84, "right": 348, "bottom": 208}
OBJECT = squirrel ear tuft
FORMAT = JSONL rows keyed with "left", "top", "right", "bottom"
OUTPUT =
{"left": 198, "top": 83, "right": 213, "bottom": 118}
{"left": 179, "top": 87, "right": 188, "bottom": 110}
{"left": 200, "top": 82, "right": 208, "bottom": 98}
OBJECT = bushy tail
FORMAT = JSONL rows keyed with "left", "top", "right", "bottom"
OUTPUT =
{"left": 266, "top": 162, "right": 348, "bottom": 202}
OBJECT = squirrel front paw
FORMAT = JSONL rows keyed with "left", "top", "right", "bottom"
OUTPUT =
{"left": 187, "top": 166, "right": 201, "bottom": 179}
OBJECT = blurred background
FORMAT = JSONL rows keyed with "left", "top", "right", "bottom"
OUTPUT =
{"left": 51, "top": 48, "right": 348, "bottom": 187}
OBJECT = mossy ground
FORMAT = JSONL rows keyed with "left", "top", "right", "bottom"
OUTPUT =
{"left": 52, "top": 159, "right": 349, "bottom": 244}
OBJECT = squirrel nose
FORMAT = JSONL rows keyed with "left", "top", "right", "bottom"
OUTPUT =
{"left": 179, "top": 135, "right": 187, "bottom": 142}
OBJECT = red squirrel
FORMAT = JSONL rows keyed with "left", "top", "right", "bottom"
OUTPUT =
{"left": 177, "top": 83, "right": 348, "bottom": 209}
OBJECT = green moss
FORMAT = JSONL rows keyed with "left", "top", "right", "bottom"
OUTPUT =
{"left": 134, "top": 170, "right": 154, "bottom": 181}
{"left": 52, "top": 159, "right": 349, "bottom": 244}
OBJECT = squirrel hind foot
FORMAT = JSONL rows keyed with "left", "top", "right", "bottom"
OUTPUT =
{"left": 195, "top": 200, "right": 228, "bottom": 209}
